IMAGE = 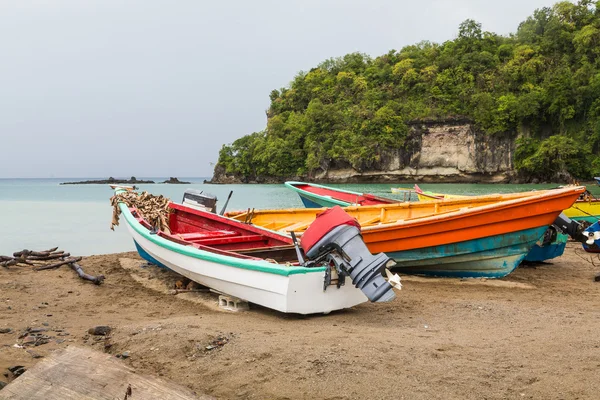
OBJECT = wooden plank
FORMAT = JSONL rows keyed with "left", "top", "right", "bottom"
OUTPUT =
{"left": 176, "top": 230, "right": 238, "bottom": 240}
{"left": 194, "top": 234, "right": 266, "bottom": 246}
{"left": 0, "top": 346, "right": 212, "bottom": 400}
{"left": 281, "top": 221, "right": 313, "bottom": 233}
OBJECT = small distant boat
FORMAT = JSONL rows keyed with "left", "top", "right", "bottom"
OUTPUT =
{"left": 228, "top": 187, "right": 585, "bottom": 278}
{"left": 413, "top": 184, "right": 467, "bottom": 202}
{"left": 285, "top": 181, "right": 399, "bottom": 208}
{"left": 390, "top": 187, "right": 415, "bottom": 201}
{"left": 112, "top": 187, "right": 399, "bottom": 314}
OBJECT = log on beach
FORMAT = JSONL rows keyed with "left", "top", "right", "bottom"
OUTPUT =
{"left": 2, "top": 248, "right": 105, "bottom": 284}
{"left": 0, "top": 346, "right": 209, "bottom": 399}
{"left": 70, "top": 262, "right": 105, "bottom": 285}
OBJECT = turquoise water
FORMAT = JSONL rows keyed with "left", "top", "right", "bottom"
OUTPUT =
{"left": 0, "top": 178, "right": 595, "bottom": 256}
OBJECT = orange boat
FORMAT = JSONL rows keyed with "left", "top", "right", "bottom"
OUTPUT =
{"left": 227, "top": 186, "right": 585, "bottom": 278}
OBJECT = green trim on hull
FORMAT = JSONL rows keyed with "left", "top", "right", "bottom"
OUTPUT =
{"left": 284, "top": 182, "right": 352, "bottom": 208}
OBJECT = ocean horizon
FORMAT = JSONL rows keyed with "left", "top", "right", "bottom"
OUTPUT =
{"left": 1, "top": 178, "right": 590, "bottom": 257}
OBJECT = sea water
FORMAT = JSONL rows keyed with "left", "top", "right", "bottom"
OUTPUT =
{"left": 0, "top": 178, "right": 589, "bottom": 256}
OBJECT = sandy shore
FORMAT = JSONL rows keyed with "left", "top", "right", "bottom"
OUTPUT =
{"left": 2, "top": 243, "right": 600, "bottom": 399}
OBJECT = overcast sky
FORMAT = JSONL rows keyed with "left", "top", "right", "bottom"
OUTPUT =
{"left": 0, "top": 0, "right": 558, "bottom": 178}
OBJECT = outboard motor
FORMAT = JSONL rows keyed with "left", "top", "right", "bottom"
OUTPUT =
{"left": 298, "top": 206, "right": 400, "bottom": 303}
{"left": 182, "top": 190, "right": 218, "bottom": 213}
{"left": 554, "top": 212, "right": 600, "bottom": 246}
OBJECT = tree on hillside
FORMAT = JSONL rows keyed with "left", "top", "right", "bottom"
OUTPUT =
{"left": 217, "top": 0, "right": 600, "bottom": 182}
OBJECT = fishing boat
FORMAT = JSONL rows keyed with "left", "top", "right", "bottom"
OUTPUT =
{"left": 285, "top": 181, "right": 399, "bottom": 208}
{"left": 391, "top": 187, "right": 412, "bottom": 194}
{"left": 284, "top": 181, "right": 575, "bottom": 264}
{"left": 390, "top": 187, "right": 415, "bottom": 201}
{"left": 287, "top": 181, "right": 561, "bottom": 209}
{"left": 227, "top": 186, "right": 585, "bottom": 278}
{"left": 412, "top": 184, "right": 467, "bottom": 202}
{"left": 413, "top": 184, "right": 600, "bottom": 261}
{"left": 111, "top": 187, "right": 400, "bottom": 314}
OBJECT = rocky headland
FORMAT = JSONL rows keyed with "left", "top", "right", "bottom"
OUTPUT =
{"left": 208, "top": 119, "right": 517, "bottom": 184}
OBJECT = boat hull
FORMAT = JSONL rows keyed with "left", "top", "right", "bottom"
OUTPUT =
{"left": 563, "top": 201, "right": 600, "bottom": 223}
{"left": 232, "top": 186, "right": 585, "bottom": 278}
{"left": 298, "top": 193, "right": 343, "bottom": 208}
{"left": 387, "top": 227, "right": 547, "bottom": 278}
{"left": 123, "top": 215, "right": 367, "bottom": 314}
{"left": 523, "top": 233, "right": 568, "bottom": 263}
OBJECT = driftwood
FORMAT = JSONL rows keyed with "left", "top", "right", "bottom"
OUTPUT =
{"left": 110, "top": 191, "right": 171, "bottom": 233}
{"left": 1, "top": 259, "right": 19, "bottom": 268}
{"left": 28, "top": 252, "right": 70, "bottom": 261}
{"left": 1, "top": 248, "right": 104, "bottom": 285}
{"left": 70, "top": 263, "right": 105, "bottom": 285}
{"left": 35, "top": 257, "right": 83, "bottom": 271}
{"left": 13, "top": 247, "right": 58, "bottom": 257}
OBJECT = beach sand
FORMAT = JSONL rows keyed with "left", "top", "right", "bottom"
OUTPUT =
{"left": 2, "top": 243, "right": 600, "bottom": 399}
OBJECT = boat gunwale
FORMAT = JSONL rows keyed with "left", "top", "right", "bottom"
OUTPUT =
{"left": 114, "top": 189, "right": 326, "bottom": 277}
{"left": 339, "top": 186, "right": 585, "bottom": 232}
{"left": 285, "top": 181, "right": 364, "bottom": 198}
{"left": 229, "top": 186, "right": 585, "bottom": 233}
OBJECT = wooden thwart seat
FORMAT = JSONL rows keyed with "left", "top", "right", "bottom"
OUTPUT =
{"left": 176, "top": 230, "right": 238, "bottom": 241}
{"left": 194, "top": 234, "right": 267, "bottom": 246}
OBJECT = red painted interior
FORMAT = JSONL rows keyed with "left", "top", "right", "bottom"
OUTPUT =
{"left": 295, "top": 184, "right": 397, "bottom": 205}
{"left": 129, "top": 203, "right": 297, "bottom": 262}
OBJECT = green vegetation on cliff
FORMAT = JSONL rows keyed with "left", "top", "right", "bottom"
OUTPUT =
{"left": 218, "top": 1, "right": 600, "bottom": 181}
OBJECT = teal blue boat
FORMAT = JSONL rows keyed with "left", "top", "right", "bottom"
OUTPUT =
{"left": 285, "top": 181, "right": 400, "bottom": 208}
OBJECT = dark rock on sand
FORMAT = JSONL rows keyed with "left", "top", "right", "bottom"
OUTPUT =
{"left": 88, "top": 326, "right": 112, "bottom": 336}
